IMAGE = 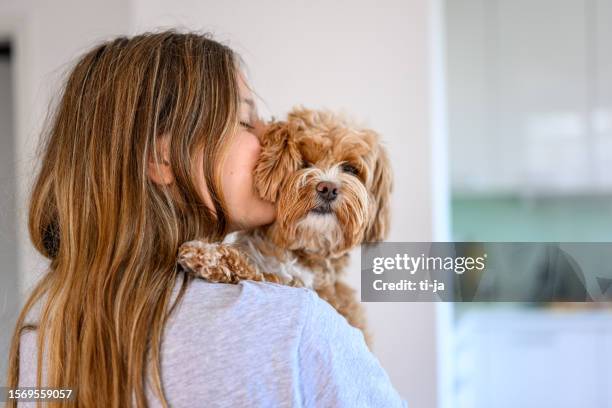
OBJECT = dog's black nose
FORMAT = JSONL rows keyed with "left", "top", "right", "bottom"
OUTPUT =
{"left": 316, "top": 181, "right": 339, "bottom": 202}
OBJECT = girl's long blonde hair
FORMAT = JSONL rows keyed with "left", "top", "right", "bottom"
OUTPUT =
{"left": 6, "top": 29, "right": 241, "bottom": 407}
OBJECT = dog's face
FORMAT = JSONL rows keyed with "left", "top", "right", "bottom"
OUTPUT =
{"left": 254, "top": 107, "right": 392, "bottom": 257}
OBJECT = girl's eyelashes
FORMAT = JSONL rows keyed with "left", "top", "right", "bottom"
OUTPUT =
{"left": 240, "top": 121, "right": 255, "bottom": 130}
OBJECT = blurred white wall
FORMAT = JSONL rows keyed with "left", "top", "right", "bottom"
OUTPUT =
{"left": 1, "top": 1, "right": 449, "bottom": 406}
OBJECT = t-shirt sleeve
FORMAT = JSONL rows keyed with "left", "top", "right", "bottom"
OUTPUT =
{"left": 297, "top": 290, "right": 409, "bottom": 408}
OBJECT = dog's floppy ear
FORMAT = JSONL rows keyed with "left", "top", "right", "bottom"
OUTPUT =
{"left": 254, "top": 121, "right": 302, "bottom": 202}
{"left": 364, "top": 142, "right": 393, "bottom": 242}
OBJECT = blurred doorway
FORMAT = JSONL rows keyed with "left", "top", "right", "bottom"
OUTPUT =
{"left": 0, "top": 39, "right": 20, "bottom": 387}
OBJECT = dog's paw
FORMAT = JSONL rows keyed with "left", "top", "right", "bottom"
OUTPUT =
{"left": 177, "top": 240, "right": 225, "bottom": 278}
{"left": 178, "top": 240, "right": 266, "bottom": 284}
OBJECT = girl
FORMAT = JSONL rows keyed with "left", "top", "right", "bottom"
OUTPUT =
{"left": 6, "top": 30, "right": 407, "bottom": 407}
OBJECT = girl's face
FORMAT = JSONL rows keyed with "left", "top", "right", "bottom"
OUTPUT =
{"left": 192, "top": 72, "right": 275, "bottom": 232}
{"left": 217, "top": 72, "right": 276, "bottom": 231}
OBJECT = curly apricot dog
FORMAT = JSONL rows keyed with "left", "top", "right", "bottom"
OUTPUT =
{"left": 177, "top": 106, "right": 392, "bottom": 347}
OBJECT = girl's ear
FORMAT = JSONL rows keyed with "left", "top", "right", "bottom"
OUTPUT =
{"left": 148, "top": 134, "right": 174, "bottom": 185}
{"left": 253, "top": 121, "right": 302, "bottom": 202}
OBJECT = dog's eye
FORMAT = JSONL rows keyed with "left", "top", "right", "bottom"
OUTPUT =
{"left": 341, "top": 163, "right": 359, "bottom": 176}
{"left": 302, "top": 160, "right": 312, "bottom": 169}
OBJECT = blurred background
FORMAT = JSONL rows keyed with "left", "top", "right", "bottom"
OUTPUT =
{"left": 447, "top": 1, "right": 612, "bottom": 407}
{"left": 0, "top": 0, "right": 611, "bottom": 407}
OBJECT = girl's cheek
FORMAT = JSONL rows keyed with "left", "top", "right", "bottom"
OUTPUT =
{"left": 240, "top": 131, "right": 262, "bottom": 162}
{"left": 225, "top": 138, "right": 254, "bottom": 190}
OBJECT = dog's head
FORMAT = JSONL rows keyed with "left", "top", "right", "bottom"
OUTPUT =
{"left": 254, "top": 106, "right": 392, "bottom": 257}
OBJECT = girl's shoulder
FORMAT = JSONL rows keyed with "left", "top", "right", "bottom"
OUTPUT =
{"left": 164, "top": 275, "right": 317, "bottom": 344}
{"left": 172, "top": 275, "right": 314, "bottom": 317}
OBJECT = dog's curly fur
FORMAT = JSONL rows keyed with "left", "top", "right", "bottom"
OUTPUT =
{"left": 177, "top": 106, "right": 392, "bottom": 348}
